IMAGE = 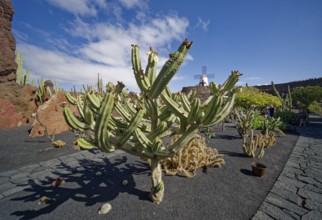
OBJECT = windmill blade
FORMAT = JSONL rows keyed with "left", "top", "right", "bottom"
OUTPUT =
{"left": 194, "top": 74, "right": 201, "bottom": 79}
{"left": 207, "top": 74, "right": 215, "bottom": 79}
{"left": 202, "top": 66, "right": 207, "bottom": 74}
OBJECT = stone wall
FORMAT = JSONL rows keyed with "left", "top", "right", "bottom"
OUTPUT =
{"left": 0, "top": 0, "right": 17, "bottom": 83}
{"left": 181, "top": 86, "right": 211, "bottom": 103}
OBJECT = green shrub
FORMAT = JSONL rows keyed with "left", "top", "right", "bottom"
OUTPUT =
{"left": 274, "top": 110, "right": 299, "bottom": 125}
{"left": 252, "top": 111, "right": 265, "bottom": 130}
{"left": 235, "top": 87, "right": 281, "bottom": 109}
{"left": 262, "top": 117, "right": 285, "bottom": 136}
{"left": 307, "top": 101, "right": 322, "bottom": 114}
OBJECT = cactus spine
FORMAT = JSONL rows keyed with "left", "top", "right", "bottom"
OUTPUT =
{"left": 64, "top": 39, "right": 241, "bottom": 204}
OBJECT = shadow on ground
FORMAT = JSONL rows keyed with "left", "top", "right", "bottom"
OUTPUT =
{"left": 10, "top": 156, "right": 150, "bottom": 220}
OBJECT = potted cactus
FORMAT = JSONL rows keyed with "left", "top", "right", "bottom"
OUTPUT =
{"left": 64, "top": 39, "right": 241, "bottom": 204}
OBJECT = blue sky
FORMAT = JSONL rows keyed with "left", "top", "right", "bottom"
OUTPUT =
{"left": 11, "top": 0, "right": 322, "bottom": 93}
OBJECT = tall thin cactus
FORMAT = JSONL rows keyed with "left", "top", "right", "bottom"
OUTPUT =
{"left": 64, "top": 39, "right": 241, "bottom": 204}
{"left": 15, "top": 51, "right": 30, "bottom": 85}
{"left": 271, "top": 81, "right": 292, "bottom": 111}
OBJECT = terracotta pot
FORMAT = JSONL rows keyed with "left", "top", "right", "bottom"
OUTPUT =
{"left": 251, "top": 162, "right": 267, "bottom": 177}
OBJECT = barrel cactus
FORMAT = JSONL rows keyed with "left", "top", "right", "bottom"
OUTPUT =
{"left": 64, "top": 39, "right": 241, "bottom": 204}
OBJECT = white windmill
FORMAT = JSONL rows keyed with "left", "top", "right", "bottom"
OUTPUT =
{"left": 194, "top": 66, "right": 214, "bottom": 86}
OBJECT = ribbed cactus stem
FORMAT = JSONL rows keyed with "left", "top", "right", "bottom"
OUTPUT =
{"left": 148, "top": 39, "right": 192, "bottom": 99}
{"left": 15, "top": 51, "right": 23, "bottom": 84}
{"left": 149, "top": 159, "right": 164, "bottom": 204}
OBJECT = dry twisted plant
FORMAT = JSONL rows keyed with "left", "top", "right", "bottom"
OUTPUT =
{"left": 161, "top": 134, "right": 225, "bottom": 178}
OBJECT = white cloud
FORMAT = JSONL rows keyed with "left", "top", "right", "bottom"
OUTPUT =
{"left": 196, "top": 17, "right": 210, "bottom": 32}
{"left": 17, "top": 12, "right": 191, "bottom": 92}
{"left": 18, "top": 43, "right": 137, "bottom": 90}
{"left": 119, "top": 0, "right": 148, "bottom": 9}
{"left": 247, "top": 76, "right": 261, "bottom": 80}
{"left": 172, "top": 75, "right": 184, "bottom": 81}
{"left": 47, "top": 0, "right": 100, "bottom": 16}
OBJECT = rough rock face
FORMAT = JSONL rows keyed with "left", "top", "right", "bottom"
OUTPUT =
{"left": 30, "top": 91, "right": 78, "bottom": 137}
{"left": 0, "top": 98, "right": 20, "bottom": 129}
{"left": 181, "top": 86, "right": 211, "bottom": 103}
{"left": 0, "top": 82, "right": 38, "bottom": 126}
{"left": 0, "top": 0, "right": 17, "bottom": 83}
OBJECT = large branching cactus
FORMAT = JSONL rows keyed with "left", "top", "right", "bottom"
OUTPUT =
{"left": 63, "top": 39, "right": 241, "bottom": 204}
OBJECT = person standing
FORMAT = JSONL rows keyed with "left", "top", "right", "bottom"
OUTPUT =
{"left": 299, "top": 109, "right": 308, "bottom": 126}
{"left": 269, "top": 104, "right": 275, "bottom": 117}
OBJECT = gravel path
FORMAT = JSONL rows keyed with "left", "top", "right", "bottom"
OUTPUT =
{"left": 0, "top": 122, "right": 302, "bottom": 220}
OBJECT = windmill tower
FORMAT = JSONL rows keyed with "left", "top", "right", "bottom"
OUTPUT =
{"left": 194, "top": 66, "right": 214, "bottom": 86}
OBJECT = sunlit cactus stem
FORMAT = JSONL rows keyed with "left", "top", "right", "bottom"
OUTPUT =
{"left": 64, "top": 39, "right": 241, "bottom": 204}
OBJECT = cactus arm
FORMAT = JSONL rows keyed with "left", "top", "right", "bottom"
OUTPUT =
{"left": 63, "top": 106, "right": 91, "bottom": 131}
{"left": 15, "top": 51, "right": 23, "bottom": 84}
{"left": 160, "top": 91, "right": 188, "bottom": 120}
{"left": 134, "top": 129, "right": 154, "bottom": 153}
{"left": 187, "top": 98, "right": 201, "bottom": 124}
{"left": 167, "top": 124, "right": 199, "bottom": 154}
{"left": 204, "top": 92, "right": 236, "bottom": 127}
{"left": 187, "top": 89, "right": 196, "bottom": 102}
{"left": 145, "top": 47, "right": 158, "bottom": 84}
{"left": 219, "top": 71, "right": 241, "bottom": 92}
{"left": 65, "top": 92, "right": 77, "bottom": 105}
{"left": 86, "top": 92, "right": 100, "bottom": 110}
{"left": 76, "top": 137, "right": 97, "bottom": 149}
{"left": 115, "top": 102, "right": 132, "bottom": 122}
{"left": 201, "top": 95, "right": 223, "bottom": 125}
{"left": 94, "top": 85, "right": 116, "bottom": 151}
{"left": 180, "top": 94, "right": 191, "bottom": 112}
{"left": 131, "top": 45, "right": 151, "bottom": 92}
{"left": 145, "top": 99, "right": 159, "bottom": 130}
{"left": 288, "top": 85, "right": 292, "bottom": 110}
{"left": 118, "top": 108, "right": 145, "bottom": 146}
{"left": 148, "top": 39, "right": 192, "bottom": 99}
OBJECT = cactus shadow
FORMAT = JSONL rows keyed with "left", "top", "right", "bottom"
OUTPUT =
{"left": 220, "top": 151, "right": 249, "bottom": 158}
{"left": 10, "top": 155, "right": 150, "bottom": 220}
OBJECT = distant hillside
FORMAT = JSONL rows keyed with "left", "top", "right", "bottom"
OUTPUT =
{"left": 254, "top": 77, "right": 322, "bottom": 94}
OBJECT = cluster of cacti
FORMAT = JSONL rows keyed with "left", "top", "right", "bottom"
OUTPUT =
{"left": 35, "top": 79, "right": 50, "bottom": 104}
{"left": 234, "top": 105, "right": 256, "bottom": 137}
{"left": 15, "top": 51, "right": 30, "bottom": 85}
{"left": 63, "top": 39, "right": 241, "bottom": 204}
{"left": 242, "top": 128, "right": 276, "bottom": 158}
{"left": 272, "top": 81, "right": 292, "bottom": 111}
{"left": 242, "top": 130, "right": 265, "bottom": 158}
{"left": 262, "top": 129, "right": 276, "bottom": 148}
{"left": 262, "top": 117, "right": 285, "bottom": 137}
{"left": 161, "top": 134, "right": 224, "bottom": 178}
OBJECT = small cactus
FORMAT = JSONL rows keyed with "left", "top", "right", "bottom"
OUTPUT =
{"left": 234, "top": 105, "right": 256, "bottom": 137}
{"left": 242, "top": 130, "right": 265, "bottom": 158}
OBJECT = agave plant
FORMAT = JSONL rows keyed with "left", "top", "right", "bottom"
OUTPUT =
{"left": 64, "top": 39, "right": 241, "bottom": 204}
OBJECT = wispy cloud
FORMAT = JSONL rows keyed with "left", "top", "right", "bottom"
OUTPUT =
{"left": 47, "top": 0, "right": 99, "bottom": 17}
{"left": 246, "top": 76, "right": 261, "bottom": 80}
{"left": 119, "top": 0, "right": 148, "bottom": 9}
{"left": 196, "top": 17, "right": 210, "bottom": 32}
{"left": 16, "top": 3, "right": 191, "bottom": 92}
